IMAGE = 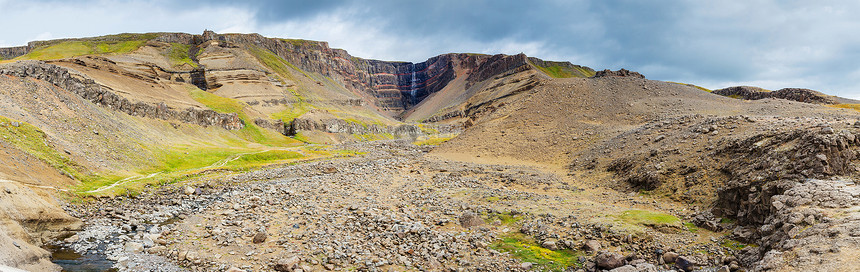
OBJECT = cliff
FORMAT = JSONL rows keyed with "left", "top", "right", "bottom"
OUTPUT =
{"left": 713, "top": 86, "right": 839, "bottom": 104}
{"left": 0, "top": 61, "right": 244, "bottom": 130}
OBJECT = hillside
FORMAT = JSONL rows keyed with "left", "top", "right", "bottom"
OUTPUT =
{"left": 1, "top": 31, "right": 859, "bottom": 272}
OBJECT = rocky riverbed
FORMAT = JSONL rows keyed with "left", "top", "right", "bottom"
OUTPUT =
{"left": 53, "top": 140, "right": 832, "bottom": 272}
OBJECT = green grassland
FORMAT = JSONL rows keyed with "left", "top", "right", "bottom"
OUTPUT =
{"left": 0, "top": 116, "right": 88, "bottom": 180}
{"left": 618, "top": 209, "right": 681, "bottom": 227}
{"left": 829, "top": 103, "right": 860, "bottom": 112}
{"left": 531, "top": 60, "right": 596, "bottom": 78}
{"left": 413, "top": 136, "right": 453, "bottom": 146}
{"left": 187, "top": 86, "right": 301, "bottom": 146}
{"left": 668, "top": 82, "right": 712, "bottom": 92}
{"left": 491, "top": 233, "right": 581, "bottom": 271}
{"left": 165, "top": 43, "right": 197, "bottom": 68}
{"left": 19, "top": 40, "right": 147, "bottom": 60}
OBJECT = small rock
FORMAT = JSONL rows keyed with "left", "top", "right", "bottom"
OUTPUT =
{"left": 822, "top": 127, "right": 834, "bottom": 134}
{"left": 717, "top": 265, "right": 730, "bottom": 272}
{"left": 226, "top": 267, "right": 245, "bottom": 272}
{"left": 273, "top": 256, "right": 301, "bottom": 271}
{"left": 541, "top": 239, "right": 558, "bottom": 250}
{"left": 520, "top": 262, "right": 533, "bottom": 270}
{"left": 609, "top": 265, "right": 637, "bottom": 272}
{"left": 252, "top": 231, "right": 267, "bottom": 243}
{"left": 184, "top": 186, "right": 195, "bottom": 195}
{"left": 64, "top": 234, "right": 79, "bottom": 243}
{"left": 124, "top": 242, "right": 143, "bottom": 253}
{"left": 178, "top": 250, "right": 188, "bottom": 261}
{"left": 662, "top": 251, "right": 679, "bottom": 263}
{"left": 674, "top": 256, "right": 694, "bottom": 272}
{"left": 186, "top": 251, "right": 198, "bottom": 261}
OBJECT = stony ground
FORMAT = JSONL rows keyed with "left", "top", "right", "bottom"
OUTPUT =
{"left": 53, "top": 140, "right": 755, "bottom": 272}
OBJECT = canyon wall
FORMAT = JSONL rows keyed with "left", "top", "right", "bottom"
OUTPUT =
{"left": 0, "top": 61, "right": 244, "bottom": 130}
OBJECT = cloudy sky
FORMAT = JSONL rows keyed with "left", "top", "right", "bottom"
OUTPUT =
{"left": 2, "top": 0, "right": 860, "bottom": 98}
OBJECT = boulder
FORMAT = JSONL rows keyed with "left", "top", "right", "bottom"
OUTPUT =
{"left": 596, "top": 251, "right": 625, "bottom": 270}
{"left": 458, "top": 211, "right": 484, "bottom": 228}
{"left": 583, "top": 239, "right": 601, "bottom": 252}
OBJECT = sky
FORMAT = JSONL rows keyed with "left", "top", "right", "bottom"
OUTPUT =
{"left": 2, "top": 0, "right": 860, "bottom": 98}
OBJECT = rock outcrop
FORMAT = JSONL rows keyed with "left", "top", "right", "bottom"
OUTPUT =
{"left": 713, "top": 86, "right": 838, "bottom": 104}
{"left": 0, "top": 46, "right": 28, "bottom": 60}
{"left": 287, "top": 110, "right": 422, "bottom": 137}
{"left": 0, "top": 61, "right": 244, "bottom": 130}
{"left": 0, "top": 181, "right": 82, "bottom": 271}
{"left": 592, "top": 69, "right": 645, "bottom": 78}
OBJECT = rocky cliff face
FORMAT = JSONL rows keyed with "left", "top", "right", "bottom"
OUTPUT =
{"left": 713, "top": 86, "right": 838, "bottom": 104}
{"left": 592, "top": 69, "right": 645, "bottom": 78}
{"left": 187, "top": 32, "right": 536, "bottom": 112}
{"left": 0, "top": 61, "right": 244, "bottom": 130}
{"left": 0, "top": 46, "right": 28, "bottom": 60}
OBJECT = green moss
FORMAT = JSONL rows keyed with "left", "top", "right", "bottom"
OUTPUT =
{"left": 165, "top": 43, "right": 197, "bottom": 68}
{"left": 187, "top": 86, "right": 300, "bottom": 146}
{"left": 618, "top": 210, "right": 681, "bottom": 226}
{"left": 683, "top": 222, "right": 700, "bottom": 233}
{"left": 18, "top": 36, "right": 152, "bottom": 60}
{"left": 668, "top": 82, "right": 711, "bottom": 92}
{"left": 531, "top": 60, "right": 595, "bottom": 78}
{"left": 721, "top": 239, "right": 754, "bottom": 250}
{"left": 829, "top": 103, "right": 860, "bottom": 112}
{"left": 0, "top": 116, "right": 88, "bottom": 180}
{"left": 281, "top": 38, "right": 316, "bottom": 47}
{"left": 353, "top": 133, "right": 395, "bottom": 141}
{"left": 490, "top": 233, "right": 581, "bottom": 271}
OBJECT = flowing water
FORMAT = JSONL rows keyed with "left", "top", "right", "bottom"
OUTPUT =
{"left": 48, "top": 244, "right": 117, "bottom": 272}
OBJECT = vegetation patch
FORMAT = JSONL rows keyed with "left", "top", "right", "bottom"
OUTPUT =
{"left": 18, "top": 38, "right": 151, "bottom": 60}
{"left": 721, "top": 239, "right": 754, "bottom": 250}
{"left": 165, "top": 43, "right": 197, "bottom": 68}
{"left": 531, "top": 61, "right": 595, "bottom": 78}
{"left": 683, "top": 222, "right": 700, "bottom": 233}
{"left": 0, "top": 116, "right": 87, "bottom": 180}
{"left": 829, "top": 104, "right": 860, "bottom": 112}
{"left": 668, "top": 82, "right": 711, "bottom": 92}
{"left": 618, "top": 209, "right": 681, "bottom": 227}
{"left": 413, "top": 136, "right": 453, "bottom": 146}
{"left": 491, "top": 232, "right": 581, "bottom": 271}
{"left": 227, "top": 150, "right": 303, "bottom": 167}
{"left": 353, "top": 133, "right": 395, "bottom": 141}
{"left": 187, "top": 86, "right": 300, "bottom": 146}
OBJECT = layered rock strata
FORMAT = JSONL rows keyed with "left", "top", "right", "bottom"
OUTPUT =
{"left": 0, "top": 61, "right": 244, "bottom": 130}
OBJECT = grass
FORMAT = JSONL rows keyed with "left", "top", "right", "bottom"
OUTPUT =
{"left": 353, "top": 133, "right": 395, "bottom": 141}
{"left": 74, "top": 146, "right": 311, "bottom": 196}
{"left": 491, "top": 232, "right": 581, "bottom": 271}
{"left": 668, "top": 82, "right": 711, "bottom": 92}
{"left": 683, "top": 222, "right": 700, "bottom": 233}
{"left": 531, "top": 60, "right": 595, "bottom": 78}
{"left": 721, "top": 239, "right": 754, "bottom": 250}
{"left": 227, "top": 150, "right": 303, "bottom": 167}
{"left": 187, "top": 86, "right": 301, "bottom": 146}
{"left": 165, "top": 43, "right": 197, "bottom": 68}
{"left": 0, "top": 116, "right": 87, "bottom": 180}
{"left": 413, "top": 136, "right": 453, "bottom": 146}
{"left": 281, "top": 38, "right": 317, "bottom": 48}
{"left": 18, "top": 39, "right": 149, "bottom": 60}
{"left": 829, "top": 104, "right": 860, "bottom": 112}
{"left": 617, "top": 210, "right": 681, "bottom": 227}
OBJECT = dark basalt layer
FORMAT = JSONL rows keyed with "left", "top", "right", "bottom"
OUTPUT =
{"left": 0, "top": 61, "right": 244, "bottom": 130}
{"left": 713, "top": 86, "right": 838, "bottom": 104}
